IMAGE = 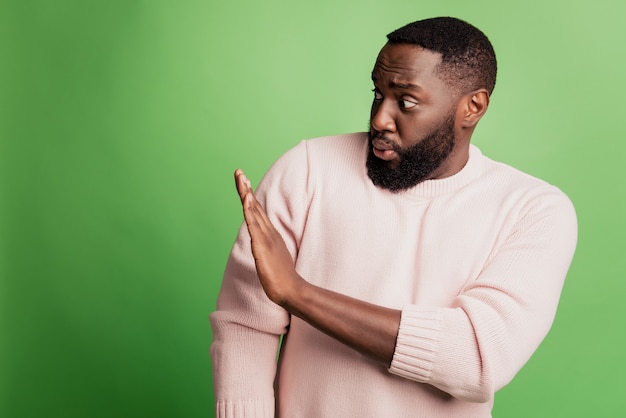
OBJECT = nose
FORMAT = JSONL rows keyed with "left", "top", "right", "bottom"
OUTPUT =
{"left": 370, "top": 100, "right": 396, "bottom": 133}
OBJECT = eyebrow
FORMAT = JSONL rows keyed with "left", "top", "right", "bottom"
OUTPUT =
{"left": 390, "top": 81, "right": 422, "bottom": 91}
{"left": 371, "top": 75, "right": 422, "bottom": 91}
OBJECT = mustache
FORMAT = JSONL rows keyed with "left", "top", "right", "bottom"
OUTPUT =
{"left": 368, "top": 129, "right": 391, "bottom": 144}
{"left": 368, "top": 129, "right": 401, "bottom": 153}
{"left": 368, "top": 126, "right": 385, "bottom": 140}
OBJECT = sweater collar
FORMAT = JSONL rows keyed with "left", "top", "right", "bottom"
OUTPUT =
{"left": 362, "top": 138, "right": 485, "bottom": 199}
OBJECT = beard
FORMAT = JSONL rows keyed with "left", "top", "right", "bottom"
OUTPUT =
{"left": 366, "top": 113, "right": 456, "bottom": 193}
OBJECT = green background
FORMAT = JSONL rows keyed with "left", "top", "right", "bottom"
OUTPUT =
{"left": 1, "top": 0, "right": 624, "bottom": 417}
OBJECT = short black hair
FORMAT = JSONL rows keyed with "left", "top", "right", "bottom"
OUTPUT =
{"left": 387, "top": 17, "right": 497, "bottom": 95}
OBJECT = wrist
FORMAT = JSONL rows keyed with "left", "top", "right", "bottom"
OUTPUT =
{"left": 278, "top": 273, "right": 308, "bottom": 312}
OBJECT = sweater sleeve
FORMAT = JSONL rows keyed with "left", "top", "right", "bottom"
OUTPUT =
{"left": 389, "top": 185, "right": 578, "bottom": 402}
{"left": 209, "top": 141, "right": 311, "bottom": 417}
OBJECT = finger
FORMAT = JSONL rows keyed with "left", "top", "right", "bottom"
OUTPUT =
{"left": 250, "top": 194, "right": 273, "bottom": 230}
{"left": 238, "top": 169, "right": 252, "bottom": 190}
{"left": 240, "top": 193, "right": 272, "bottom": 241}
{"left": 234, "top": 169, "right": 252, "bottom": 204}
{"left": 242, "top": 193, "right": 263, "bottom": 228}
{"left": 245, "top": 192, "right": 279, "bottom": 238}
{"left": 241, "top": 196, "right": 260, "bottom": 240}
{"left": 234, "top": 169, "right": 246, "bottom": 195}
{"left": 243, "top": 192, "right": 266, "bottom": 230}
{"left": 233, "top": 171, "right": 276, "bottom": 236}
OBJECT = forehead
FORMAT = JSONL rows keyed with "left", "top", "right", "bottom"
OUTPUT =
{"left": 371, "top": 43, "right": 443, "bottom": 86}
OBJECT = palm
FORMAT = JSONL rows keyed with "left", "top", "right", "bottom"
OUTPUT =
{"left": 234, "top": 169, "right": 300, "bottom": 305}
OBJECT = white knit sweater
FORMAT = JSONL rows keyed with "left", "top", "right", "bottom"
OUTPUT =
{"left": 210, "top": 133, "right": 578, "bottom": 418}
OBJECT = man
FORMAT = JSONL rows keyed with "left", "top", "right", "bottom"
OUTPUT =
{"left": 210, "top": 17, "right": 577, "bottom": 418}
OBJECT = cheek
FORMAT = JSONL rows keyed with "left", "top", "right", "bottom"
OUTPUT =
{"left": 397, "top": 118, "right": 428, "bottom": 145}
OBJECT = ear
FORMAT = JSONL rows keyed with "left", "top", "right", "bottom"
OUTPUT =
{"left": 460, "top": 89, "right": 490, "bottom": 129}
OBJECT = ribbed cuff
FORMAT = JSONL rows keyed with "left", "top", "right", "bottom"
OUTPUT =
{"left": 216, "top": 397, "right": 274, "bottom": 418}
{"left": 389, "top": 305, "right": 443, "bottom": 382}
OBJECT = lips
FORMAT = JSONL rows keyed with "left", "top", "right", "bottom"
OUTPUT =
{"left": 372, "top": 138, "right": 399, "bottom": 161}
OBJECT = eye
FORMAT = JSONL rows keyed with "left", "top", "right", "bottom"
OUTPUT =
{"left": 399, "top": 97, "right": 418, "bottom": 109}
{"left": 372, "top": 89, "right": 383, "bottom": 100}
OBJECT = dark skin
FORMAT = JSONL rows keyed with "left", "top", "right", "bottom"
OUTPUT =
{"left": 235, "top": 43, "right": 490, "bottom": 366}
{"left": 370, "top": 43, "right": 489, "bottom": 172}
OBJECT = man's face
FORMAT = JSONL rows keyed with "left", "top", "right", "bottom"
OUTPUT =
{"left": 367, "top": 43, "right": 460, "bottom": 192}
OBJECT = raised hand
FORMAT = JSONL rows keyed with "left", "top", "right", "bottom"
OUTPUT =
{"left": 233, "top": 168, "right": 399, "bottom": 364}
{"left": 234, "top": 169, "right": 304, "bottom": 306}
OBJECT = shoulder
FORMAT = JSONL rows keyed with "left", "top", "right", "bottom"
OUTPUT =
{"left": 473, "top": 145, "right": 577, "bottom": 230}
{"left": 267, "top": 132, "right": 366, "bottom": 168}
{"left": 256, "top": 132, "right": 368, "bottom": 200}
{"left": 474, "top": 146, "right": 571, "bottom": 199}
{"left": 260, "top": 132, "right": 368, "bottom": 184}
{"left": 300, "top": 132, "right": 367, "bottom": 159}
{"left": 303, "top": 132, "right": 368, "bottom": 151}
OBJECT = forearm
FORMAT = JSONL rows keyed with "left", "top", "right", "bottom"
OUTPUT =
{"left": 235, "top": 168, "right": 402, "bottom": 366}
{"left": 281, "top": 277, "right": 401, "bottom": 365}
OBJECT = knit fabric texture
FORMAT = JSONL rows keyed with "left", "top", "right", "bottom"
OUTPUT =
{"left": 210, "top": 133, "right": 578, "bottom": 418}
